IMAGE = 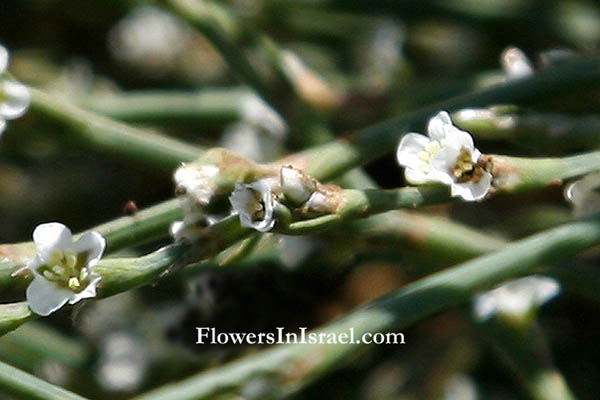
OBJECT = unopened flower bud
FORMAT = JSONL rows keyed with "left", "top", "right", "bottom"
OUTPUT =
{"left": 280, "top": 166, "right": 316, "bottom": 207}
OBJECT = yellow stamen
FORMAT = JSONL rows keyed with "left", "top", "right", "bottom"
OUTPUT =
{"left": 68, "top": 277, "right": 81, "bottom": 291}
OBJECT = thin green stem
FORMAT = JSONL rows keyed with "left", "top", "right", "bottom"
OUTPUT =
{"left": 0, "top": 359, "right": 88, "bottom": 400}
{"left": 28, "top": 88, "right": 204, "bottom": 171}
{"left": 81, "top": 88, "right": 249, "bottom": 125}
{"left": 132, "top": 217, "right": 600, "bottom": 400}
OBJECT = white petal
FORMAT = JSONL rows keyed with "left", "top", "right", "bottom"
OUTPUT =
{"left": 473, "top": 292, "right": 498, "bottom": 321}
{"left": 396, "top": 133, "right": 430, "bottom": 169}
{"left": 69, "top": 274, "right": 102, "bottom": 304}
{"left": 442, "top": 125, "right": 475, "bottom": 151}
{"left": 430, "top": 147, "right": 460, "bottom": 185}
{"left": 0, "top": 79, "right": 31, "bottom": 120}
{"left": 26, "top": 276, "right": 72, "bottom": 316}
{"left": 529, "top": 276, "right": 560, "bottom": 305}
{"left": 427, "top": 111, "right": 453, "bottom": 141}
{"left": 32, "top": 222, "right": 73, "bottom": 261}
{"left": 0, "top": 118, "right": 6, "bottom": 136}
{"left": 404, "top": 167, "right": 431, "bottom": 185}
{"left": 229, "top": 180, "right": 276, "bottom": 232}
{"left": 450, "top": 172, "right": 492, "bottom": 201}
{"left": 0, "top": 45, "right": 8, "bottom": 74}
{"left": 72, "top": 231, "right": 106, "bottom": 267}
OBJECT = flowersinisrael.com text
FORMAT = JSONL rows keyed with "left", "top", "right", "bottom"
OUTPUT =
{"left": 196, "top": 327, "right": 406, "bottom": 345}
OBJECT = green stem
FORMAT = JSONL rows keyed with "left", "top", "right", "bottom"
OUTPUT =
{"left": 0, "top": 322, "right": 89, "bottom": 371}
{"left": 28, "top": 88, "right": 203, "bottom": 171}
{"left": 132, "top": 217, "right": 600, "bottom": 400}
{"left": 0, "top": 360, "right": 88, "bottom": 400}
{"left": 81, "top": 88, "right": 249, "bottom": 125}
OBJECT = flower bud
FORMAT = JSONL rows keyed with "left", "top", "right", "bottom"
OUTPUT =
{"left": 280, "top": 166, "right": 316, "bottom": 207}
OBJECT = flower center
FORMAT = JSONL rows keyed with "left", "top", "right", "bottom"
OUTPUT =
{"left": 38, "top": 250, "right": 91, "bottom": 292}
{"left": 451, "top": 148, "right": 490, "bottom": 183}
{"left": 244, "top": 189, "right": 266, "bottom": 221}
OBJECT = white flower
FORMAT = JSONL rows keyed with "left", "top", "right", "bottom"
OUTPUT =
{"left": 501, "top": 46, "right": 534, "bottom": 80}
{"left": 396, "top": 111, "right": 492, "bottom": 201}
{"left": 473, "top": 275, "right": 560, "bottom": 321}
{"left": 0, "top": 44, "right": 31, "bottom": 136}
{"left": 20, "top": 222, "right": 106, "bottom": 316}
{"left": 229, "top": 179, "right": 278, "bottom": 232}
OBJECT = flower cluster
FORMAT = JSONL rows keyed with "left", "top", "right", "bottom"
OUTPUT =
{"left": 396, "top": 111, "right": 493, "bottom": 201}
{"left": 0, "top": 44, "right": 30, "bottom": 136}
{"left": 16, "top": 223, "right": 106, "bottom": 316}
{"left": 229, "top": 166, "right": 329, "bottom": 233}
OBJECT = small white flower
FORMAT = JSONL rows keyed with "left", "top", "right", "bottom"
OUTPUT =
{"left": 0, "top": 44, "right": 31, "bottom": 136}
{"left": 20, "top": 222, "right": 106, "bottom": 316}
{"left": 229, "top": 179, "right": 278, "bottom": 232}
{"left": 397, "top": 111, "right": 492, "bottom": 201}
{"left": 473, "top": 275, "right": 560, "bottom": 321}
{"left": 501, "top": 46, "right": 534, "bottom": 80}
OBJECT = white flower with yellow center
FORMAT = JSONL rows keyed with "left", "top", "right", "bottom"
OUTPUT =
{"left": 20, "top": 222, "right": 106, "bottom": 316}
{"left": 396, "top": 111, "right": 492, "bottom": 201}
{"left": 0, "top": 44, "right": 31, "bottom": 136}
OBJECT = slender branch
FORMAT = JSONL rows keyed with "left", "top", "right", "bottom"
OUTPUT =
{"left": 0, "top": 359, "right": 88, "bottom": 400}
{"left": 81, "top": 88, "right": 250, "bottom": 126}
{"left": 28, "top": 88, "right": 204, "bottom": 171}
{"left": 132, "top": 217, "right": 600, "bottom": 400}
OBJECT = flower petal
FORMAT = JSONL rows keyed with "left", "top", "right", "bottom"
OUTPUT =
{"left": 450, "top": 172, "right": 492, "bottom": 201}
{"left": 427, "top": 111, "right": 453, "bottom": 141}
{"left": 72, "top": 231, "right": 106, "bottom": 267}
{"left": 0, "top": 79, "right": 31, "bottom": 120}
{"left": 229, "top": 180, "right": 276, "bottom": 233}
{"left": 396, "top": 133, "right": 430, "bottom": 169}
{"left": 404, "top": 167, "right": 431, "bottom": 185}
{"left": 430, "top": 147, "right": 460, "bottom": 185}
{"left": 0, "top": 45, "right": 8, "bottom": 74}
{"left": 26, "top": 276, "right": 72, "bottom": 316}
{"left": 69, "top": 274, "right": 102, "bottom": 304}
{"left": 0, "top": 118, "right": 6, "bottom": 136}
{"left": 32, "top": 222, "right": 73, "bottom": 262}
